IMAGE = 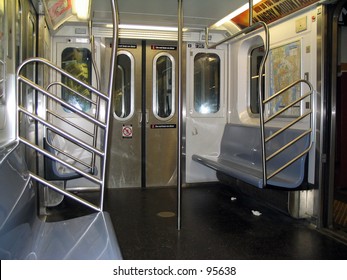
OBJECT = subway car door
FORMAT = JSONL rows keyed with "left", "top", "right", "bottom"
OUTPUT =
{"left": 107, "top": 40, "right": 178, "bottom": 188}
{"left": 51, "top": 40, "right": 99, "bottom": 191}
{"left": 145, "top": 41, "right": 178, "bottom": 187}
{"left": 185, "top": 44, "right": 226, "bottom": 184}
{"left": 108, "top": 41, "right": 142, "bottom": 188}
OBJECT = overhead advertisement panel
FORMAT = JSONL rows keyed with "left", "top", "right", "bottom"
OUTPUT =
{"left": 232, "top": 0, "right": 320, "bottom": 28}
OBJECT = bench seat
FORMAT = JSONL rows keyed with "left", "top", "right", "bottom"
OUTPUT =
{"left": 193, "top": 124, "right": 310, "bottom": 189}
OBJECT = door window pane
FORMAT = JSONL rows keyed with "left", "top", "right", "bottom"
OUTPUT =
{"left": 154, "top": 53, "right": 175, "bottom": 120}
{"left": 61, "top": 48, "right": 92, "bottom": 112}
{"left": 194, "top": 53, "right": 220, "bottom": 114}
{"left": 114, "top": 52, "right": 134, "bottom": 119}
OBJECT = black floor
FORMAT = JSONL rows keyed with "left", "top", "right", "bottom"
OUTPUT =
{"left": 101, "top": 183, "right": 347, "bottom": 260}
{"left": 46, "top": 183, "right": 347, "bottom": 259}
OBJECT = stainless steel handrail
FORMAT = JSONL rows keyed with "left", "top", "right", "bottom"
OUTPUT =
{"left": 205, "top": 18, "right": 270, "bottom": 188}
{"left": 29, "top": 172, "right": 100, "bottom": 211}
{"left": 16, "top": 0, "right": 119, "bottom": 212}
{"left": 260, "top": 79, "right": 314, "bottom": 186}
{"left": 18, "top": 105, "right": 105, "bottom": 156}
{"left": 46, "top": 81, "right": 98, "bottom": 106}
{"left": 177, "top": 0, "right": 183, "bottom": 231}
{"left": 46, "top": 81, "right": 98, "bottom": 173}
{"left": 101, "top": 0, "right": 119, "bottom": 210}
{"left": 266, "top": 129, "right": 312, "bottom": 161}
{"left": 46, "top": 109, "right": 94, "bottom": 138}
{"left": 19, "top": 136, "right": 102, "bottom": 185}
{"left": 44, "top": 134, "right": 92, "bottom": 169}
{"left": 19, "top": 75, "right": 107, "bottom": 128}
{"left": 0, "top": 59, "right": 5, "bottom": 100}
{"left": 205, "top": 21, "right": 269, "bottom": 50}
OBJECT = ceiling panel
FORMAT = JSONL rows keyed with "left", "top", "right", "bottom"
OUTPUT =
{"left": 92, "top": 0, "right": 248, "bottom": 28}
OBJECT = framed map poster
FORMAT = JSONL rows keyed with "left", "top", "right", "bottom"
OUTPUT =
{"left": 268, "top": 40, "right": 301, "bottom": 117}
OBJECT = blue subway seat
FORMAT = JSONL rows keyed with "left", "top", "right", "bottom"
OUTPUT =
{"left": 0, "top": 142, "right": 122, "bottom": 260}
{"left": 192, "top": 123, "right": 310, "bottom": 189}
{"left": 44, "top": 136, "right": 96, "bottom": 181}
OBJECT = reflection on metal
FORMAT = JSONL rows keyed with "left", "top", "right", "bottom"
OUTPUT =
{"left": 157, "top": 211, "right": 176, "bottom": 218}
{"left": 177, "top": 0, "right": 183, "bottom": 231}
{"left": 17, "top": 59, "right": 107, "bottom": 209}
{"left": 15, "top": 0, "right": 120, "bottom": 212}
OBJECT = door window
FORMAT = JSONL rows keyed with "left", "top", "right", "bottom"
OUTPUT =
{"left": 114, "top": 51, "right": 134, "bottom": 120}
{"left": 153, "top": 53, "right": 175, "bottom": 120}
{"left": 61, "top": 47, "right": 92, "bottom": 112}
{"left": 194, "top": 53, "right": 220, "bottom": 114}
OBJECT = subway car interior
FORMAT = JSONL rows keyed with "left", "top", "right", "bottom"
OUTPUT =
{"left": 1, "top": 0, "right": 347, "bottom": 260}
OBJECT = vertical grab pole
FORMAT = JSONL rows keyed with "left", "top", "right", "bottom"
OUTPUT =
{"left": 177, "top": 0, "right": 183, "bottom": 230}
{"left": 101, "top": 0, "right": 119, "bottom": 211}
{"left": 249, "top": 0, "right": 253, "bottom": 25}
{"left": 258, "top": 22, "right": 270, "bottom": 188}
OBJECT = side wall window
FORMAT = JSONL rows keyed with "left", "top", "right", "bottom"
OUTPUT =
{"left": 194, "top": 53, "right": 220, "bottom": 114}
{"left": 61, "top": 47, "right": 92, "bottom": 112}
{"left": 249, "top": 46, "right": 265, "bottom": 115}
{"left": 153, "top": 53, "right": 175, "bottom": 120}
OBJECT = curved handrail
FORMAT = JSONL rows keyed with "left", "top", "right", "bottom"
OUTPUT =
{"left": 16, "top": 0, "right": 119, "bottom": 212}
{"left": 101, "top": 0, "right": 119, "bottom": 210}
{"left": 0, "top": 59, "right": 5, "bottom": 100}
{"left": 18, "top": 74, "right": 106, "bottom": 128}
{"left": 261, "top": 79, "right": 314, "bottom": 186}
{"left": 17, "top": 57, "right": 106, "bottom": 100}
{"left": 205, "top": 21, "right": 269, "bottom": 50}
{"left": 45, "top": 81, "right": 98, "bottom": 172}
{"left": 46, "top": 81, "right": 98, "bottom": 106}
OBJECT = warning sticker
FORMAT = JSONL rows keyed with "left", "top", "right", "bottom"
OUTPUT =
{"left": 122, "top": 125, "right": 133, "bottom": 138}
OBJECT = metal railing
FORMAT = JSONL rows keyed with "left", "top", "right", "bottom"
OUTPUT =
{"left": 205, "top": 12, "right": 314, "bottom": 188}
{"left": 16, "top": 0, "right": 119, "bottom": 212}
{"left": 0, "top": 59, "right": 5, "bottom": 101}
{"left": 205, "top": 21, "right": 269, "bottom": 50}
{"left": 45, "top": 81, "right": 98, "bottom": 173}
{"left": 260, "top": 79, "right": 314, "bottom": 187}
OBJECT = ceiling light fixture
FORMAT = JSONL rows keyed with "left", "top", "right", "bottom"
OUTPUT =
{"left": 213, "top": 0, "right": 262, "bottom": 28}
{"left": 71, "top": 0, "right": 91, "bottom": 20}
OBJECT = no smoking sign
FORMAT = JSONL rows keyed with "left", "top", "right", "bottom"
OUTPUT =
{"left": 122, "top": 125, "right": 133, "bottom": 138}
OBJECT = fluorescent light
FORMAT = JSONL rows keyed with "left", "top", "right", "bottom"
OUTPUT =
{"left": 104, "top": 24, "right": 188, "bottom": 32}
{"left": 214, "top": 0, "right": 262, "bottom": 27}
{"left": 105, "top": 24, "right": 188, "bottom": 32}
{"left": 118, "top": 24, "right": 178, "bottom": 32}
{"left": 71, "top": 0, "right": 91, "bottom": 20}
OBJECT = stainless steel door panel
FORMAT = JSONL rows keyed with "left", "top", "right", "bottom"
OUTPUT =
{"left": 106, "top": 40, "right": 177, "bottom": 188}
